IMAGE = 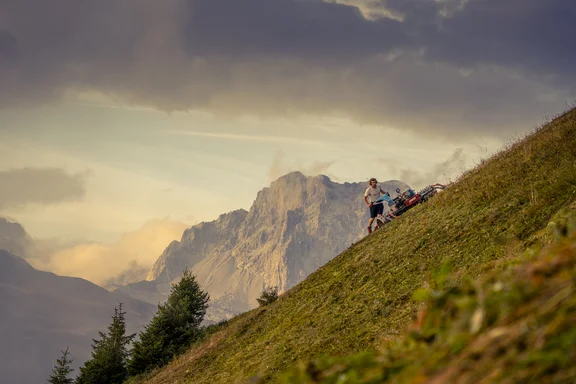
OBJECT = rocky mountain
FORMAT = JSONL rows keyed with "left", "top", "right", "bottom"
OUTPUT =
{"left": 0, "top": 249, "right": 156, "bottom": 384}
{"left": 116, "top": 172, "right": 407, "bottom": 322}
{"left": 0, "top": 216, "right": 33, "bottom": 257}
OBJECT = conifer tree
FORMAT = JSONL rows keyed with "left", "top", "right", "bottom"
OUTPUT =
{"left": 257, "top": 286, "right": 278, "bottom": 307}
{"left": 75, "top": 303, "right": 135, "bottom": 384}
{"left": 128, "top": 268, "right": 209, "bottom": 376}
{"left": 47, "top": 347, "right": 74, "bottom": 384}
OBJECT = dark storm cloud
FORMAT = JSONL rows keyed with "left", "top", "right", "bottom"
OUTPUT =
{"left": 0, "top": 30, "right": 18, "bottom": 61}
{"left": 0, "top": 168, "right": 87, "bottom": 210}
{"left": 184, "top": 0, "right": 406, "bottom": 61}
{"left": 402, "top": 0, "right": 576, "bottom": 86}
{"left": 185, "top": 0, "right": 576, "bottom": 80}
{"left": 0, "top": 0, "right": 574, "bottom": 137}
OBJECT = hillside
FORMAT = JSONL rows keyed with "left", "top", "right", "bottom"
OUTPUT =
{"left": 278, "top": 221, "right": 576, "bottom": 383}
{"left": 0, "top": 250, "right": 156, "bottom": 384}
{"left": 133, "top": 108, "right": 576, "bottom": 384}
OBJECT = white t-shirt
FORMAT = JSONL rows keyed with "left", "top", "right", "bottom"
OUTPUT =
{"left": 364, "top": 185, "right": 384, "bottom": 204}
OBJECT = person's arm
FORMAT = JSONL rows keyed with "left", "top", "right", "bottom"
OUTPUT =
{"left": 364, "top": 190, "right": 372, "bottom": 206}
{"left": 364, "top": 195, "right": 371, "bottom": 206}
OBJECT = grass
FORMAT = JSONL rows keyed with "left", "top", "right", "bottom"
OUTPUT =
{"left": 279, "top": 216, "right": 576, "bottom": 383}
{"left": 131, "top": 107, "right": 576, "bottom": 384}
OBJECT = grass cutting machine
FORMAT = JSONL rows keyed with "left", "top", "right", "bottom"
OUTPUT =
{"left": 374, "top": 182, "right": 447, "bottom": 228}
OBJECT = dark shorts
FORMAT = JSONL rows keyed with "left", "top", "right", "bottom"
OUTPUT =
{"left": 369, "top": 203, "right": 384, "bottom": 218}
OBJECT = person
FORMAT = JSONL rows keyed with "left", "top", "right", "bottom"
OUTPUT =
{"left": 363, "top": 177, "right": 387, "bottom": 234}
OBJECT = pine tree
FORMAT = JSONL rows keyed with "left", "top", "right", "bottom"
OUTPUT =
{"left": 47, "top": 347, "right": 74, "bottom": 384}
{"left": 75, "top": 303, "right": 136, "bottom": 384}
{"left": 256, "top": 286, "right": 278, "bottom": 307}
{"left": 128, "top": 268, "right": 209, "bottom": 376}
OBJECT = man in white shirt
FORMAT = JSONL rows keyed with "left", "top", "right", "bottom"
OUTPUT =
{"left": 364, "top": 177, "right": 387, "bottom": 234}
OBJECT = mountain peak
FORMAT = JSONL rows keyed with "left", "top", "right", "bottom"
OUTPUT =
{"left": 271, "top": 171, "right": 333, "bottom": 186}
{"left": 0, "top": 217, "right": 27, "bottom": 236}
{"left": 0, "top": 216, "right": 33, "bottom": 257}
{"left": 276, "top": 170, "right": 307, "bottom": 181}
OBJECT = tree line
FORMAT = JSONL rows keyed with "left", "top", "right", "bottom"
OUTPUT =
{"left": 47, "top": 268, "right": 210, "bottom": 384}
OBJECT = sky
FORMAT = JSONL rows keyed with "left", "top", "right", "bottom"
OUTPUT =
{"left": 0, "top": 0, "right": 574, "bottom": 284}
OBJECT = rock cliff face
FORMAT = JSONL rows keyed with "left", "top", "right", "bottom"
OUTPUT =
{"left": 118, "top": 172, "right": 405, "bottom": 321}
{"left": 147, "top": 208, "right": 249, "bottom": 285}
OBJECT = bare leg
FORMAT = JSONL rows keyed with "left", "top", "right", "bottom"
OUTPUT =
{"left": 367, "top": 218, "right": 375, "bottom": 233}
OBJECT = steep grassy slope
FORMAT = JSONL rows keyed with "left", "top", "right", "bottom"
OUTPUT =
{"left": 134, "top": 108, "right": 576, "bottom": 384}
{"left": 280, "top": 220, "right": 576, "bottom": 383}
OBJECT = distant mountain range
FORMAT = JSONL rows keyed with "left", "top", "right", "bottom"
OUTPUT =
{"left": 0, "top": 249, "right": 156, "bottom": 384}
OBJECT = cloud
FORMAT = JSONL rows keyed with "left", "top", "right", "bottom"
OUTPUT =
{"left": 382, "top": 148, "right": 468, "bottom": 189}
{"left": 184, "top": 0, "right": 406, "bottom": 61}
{"left": 327, "top": 0, "right": 405, "bottom": 21}
{"left": 1, "top": 0, "right": 574, "bottom": 138}
{"left": 25, "top": 218, "right": 189, "bottom": 286}
{"left": 0, "top": 168, "right": 88, "bottom": 210}
{"left": 164, "top": 129, "right": 323, "bottom": 146}
{"left": 268, "top": 151, "right": 336, "bottom": 181}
